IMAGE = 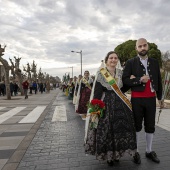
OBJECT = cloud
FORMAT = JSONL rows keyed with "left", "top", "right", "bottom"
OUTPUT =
{"left": 1, "top": 0, "right": 170, "bottom": 79}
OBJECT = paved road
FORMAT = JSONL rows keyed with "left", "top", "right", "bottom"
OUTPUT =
{"left": 0, "top": 89, "right": 170, "bottom": 170}
{"left": 0, "top": 89, "right": 60, "bottom": 170}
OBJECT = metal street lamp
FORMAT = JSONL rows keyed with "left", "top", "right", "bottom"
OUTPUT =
{"left": 71, "top": 50, "right": 82, "bottom": 76}
{"left": 68, "top": 66, "right": 73, "bottom": 78}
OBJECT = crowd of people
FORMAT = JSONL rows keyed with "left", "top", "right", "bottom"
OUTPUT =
{"left": 61, "top": 38, "right": 164, "bottom": 166}
{"left": 0, "top": 79, "right": 58, "bottom": 99}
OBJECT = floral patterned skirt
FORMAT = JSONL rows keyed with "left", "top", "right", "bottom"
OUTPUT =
{"left": 84, "top": 91, "right": 137, "bottom": 161}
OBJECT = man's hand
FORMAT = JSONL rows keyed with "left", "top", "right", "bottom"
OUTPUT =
{"left": 130, "top": 75, "right": 136, "bottom": 79}
{"left": 140, "top": 75, "right": 149, "bottom": 83}
{"left": 158, "top": 100, "right": 164, "bottom": 109}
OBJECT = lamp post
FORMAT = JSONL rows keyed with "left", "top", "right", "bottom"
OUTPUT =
{"left": 68, "top": 66, "right": 73, "bottom": 78}
{"left": 71, "top": 50, "right": 82, "bottom": 76}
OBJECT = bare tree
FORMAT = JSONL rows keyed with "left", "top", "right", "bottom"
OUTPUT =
{"left": 38, "top": 67, "right": 44, "bottom": 82}
{"left": 14, "top": 56, "right": 24, "bottom": 95}
{"left": 9, "top": 58, "right": 16, "bottom": 80}
{"left": 26, "top": 63, "right": 31, "bottom": 81}
{"left": 31, "top": 60, "right": 37, "bottom": 81}
{"left": 0, "top": 44, "right": 11, "bottom": 99}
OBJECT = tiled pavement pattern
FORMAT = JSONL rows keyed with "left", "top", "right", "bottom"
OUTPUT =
{"left": 16, "top": 90, "right": 170, "bottom": 170}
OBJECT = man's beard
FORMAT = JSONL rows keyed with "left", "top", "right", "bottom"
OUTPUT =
{"left": 138, "top": 50, "right": 148, "bottom": 56}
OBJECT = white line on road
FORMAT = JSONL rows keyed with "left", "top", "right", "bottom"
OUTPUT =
{"left": 0, "top": 107, "right": 26, "bottom": 124}
{"left": 52, "top": 105, "right": 67, "bottom": 122}
{"left": 19, "top": 106, "right": 46, "bottom": 123}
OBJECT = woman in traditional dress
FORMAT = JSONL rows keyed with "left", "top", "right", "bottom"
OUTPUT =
{"left": 67, "top": 78, "right": 73, "bottom": 100}
{"left": 76, "top": 71, "right": 93, "bottom": 118}
{"left": 73, "top": 75, "right": 82, "bottom": 105}
{"left": 68, "top": 82, "right": 75, "bottom": 100}
{"left": 84, "top": 51, "right": 137, "bottom": 166}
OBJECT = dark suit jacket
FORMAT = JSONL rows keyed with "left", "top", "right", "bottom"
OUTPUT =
{"left": 122, "top": 56, "right": 162, "bottom": 100}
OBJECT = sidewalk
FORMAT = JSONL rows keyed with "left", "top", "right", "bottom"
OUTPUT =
{"left": 15, "top": 90, "right": 170, "bottom": 170}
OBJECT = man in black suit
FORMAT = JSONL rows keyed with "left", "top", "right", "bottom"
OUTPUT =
{"left": 122, "top": 38, "right": 164, "bottom": 164}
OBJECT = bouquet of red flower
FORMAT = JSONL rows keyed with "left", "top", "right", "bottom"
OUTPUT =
{"left": 87, "top": 99, "right": 105, "bottom": 129}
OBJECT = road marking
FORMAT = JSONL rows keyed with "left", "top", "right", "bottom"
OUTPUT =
{"left": 0, "top": 107, "right": 5, "bottom": 110}
{"left": 0, "top": 107, "right": 26, "bottom": 124}
{"left": 52, "top": 105, "right": 67, "bottom": 122}
{"left": 19, "top": 106, "right": 46, "bottom": 123}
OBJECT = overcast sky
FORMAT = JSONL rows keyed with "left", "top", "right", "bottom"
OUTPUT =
{"left": 1, "top": 0, "right": 170, "bottom": 79}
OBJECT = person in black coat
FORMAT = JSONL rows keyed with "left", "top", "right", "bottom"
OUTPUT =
{"left": 10, "top": 82, "right": 14, "bottom": 96}
{"left": 122, "top": 38, "right": 164, "bottom": 164}
{"left": 13, "top": 82, "right": 19, "bottom": 96}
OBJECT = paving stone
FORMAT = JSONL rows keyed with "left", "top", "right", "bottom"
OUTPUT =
{"left": 70, "top": 166, "right": 92, "bottom": 170}
{"left": 17, "top": 166, "right": 36, "bottom": 170}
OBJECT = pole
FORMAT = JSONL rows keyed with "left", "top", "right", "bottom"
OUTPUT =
{"left": 71, "top": 66, "right": 73, "bottom": 78}
{"left": 71, "top": 50, "right": 83, "bottom": 76}
{"left": 80, "top": 50, "right": 82, "bottom": 76}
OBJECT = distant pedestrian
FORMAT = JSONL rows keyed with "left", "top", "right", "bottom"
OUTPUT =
{"left": 29, "top": 81, "right": 33, "bottom": 94}
{"left": 46, "top": 81, "right": 50, "bottom": 93}
{"left": 0, "top": 81, "right": 5, "bottom": 96}
{"left": 13, "top": 82, "right": 19, "bottom": 96}
{"left": 32, "top": 81, "right": 37, "bottom": 94}
{"left": 22, "top": 79, "right": 29, "bottom": 99}
{"left": 39, "top": 82, "right": 43, "bottom": 94}
{"left": 10, "top": 82, "right": 14, "bottom": 96}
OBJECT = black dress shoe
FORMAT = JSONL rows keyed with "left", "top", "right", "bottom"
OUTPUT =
{"left": 145, "top": 151, "right": 160, "bottom": 163}
{"left": 107, "top": 160, "right": 114, "bottom": 166}
{"left": 133, "top": 152, "right": 141, "bottom": 164}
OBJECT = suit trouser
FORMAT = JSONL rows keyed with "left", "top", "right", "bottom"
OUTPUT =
{"left": 131, "top": 97, "right": 156, "bottom": 133}
{"left": 24, "top": 89, "right": 28, "bottom": 98}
